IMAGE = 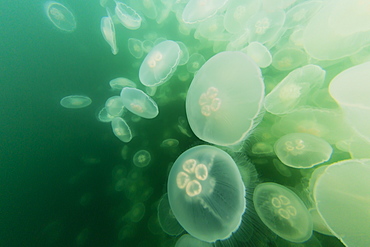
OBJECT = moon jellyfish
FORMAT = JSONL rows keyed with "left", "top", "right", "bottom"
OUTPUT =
{"left": 224, "top": 0, "right": 261, "bottom": 34}
{"left": 60, "top": 95, "right": 91, "bottom": 109}
{"left": 44, "top": 1, "right": 76, "bottom": 32}
{"left": 274, "top": 133, "right": 333, "bottom": 169}
{"left": 186, "top": 51, "right": 265, "bottom": 146}
{"left": 176, "top": 41, "right": 189, "bottom": 66}
{"left": 186, "top": 53, "right": 206, "bottom": 74}
{"left": 253, "top": 182, "right": 313, "bottom": 243}
{"left": 109, "top": 77, "right": 137, "bottom": 91}
{"left": 160, "top": 139, "right": 179, "bottom": 148}
{"left": 284, "top": 1, "right": 322, "bottom": 29}
{"left": 242, "top": 41, "right": 272, "bottom": 68}
{"left": 101, "top": 16, "right": 118, "bottom": 55}
{"left": 157, "top": 193, "right": 184, "bottom": 236}
{"left": 139, "top": 40, "right": 180, "bottom": 87}
{"left": 105, "top": 96, "right": 125, "bottom": 117}
{"left": 97, "top": 107, "right": 115, "bottom": 122}
{"left": 128, "top": 38, "right": 144, "bottom": 59}
{"left": 167, "top": 145, "right": 246, "bottom": 242}
{"left": 133, "top": 150, "right": 151, "bottom": 168}
{"left": 111, "top": 117, "right": 132, "bottom": 142}
{"left": 175, "top": 234, "right": 213, "bottom": 247}
{"left": 271, "top": 47, "right": 307, "bottom": 71}
{"left": 115, "top": 1, "right": 142, "bottom": 30}
{"left": 313, "top": 159, "right": 370, "bottom": 247}
{"left": 303, "top": 0, "right": 370, "bottom": 60}
{"left": 182, "top": 0, "right": 229, "bottom": 24}
{"left": 120, "top": 87, "right": 159, "bottom": 119}
{"left": 329, "top": 61, "right": 370, "bottom": 142}
{"left": 246, "top": 10, "right": 285, "bottom": 44}
{"left": 126, "top": 203, "right": 146, "bottom": 223}
{"left": 264, "top": 64, "right": 325, "bottom": 115}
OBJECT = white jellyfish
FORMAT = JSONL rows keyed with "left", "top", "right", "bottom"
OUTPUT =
{"left": 115, "top": 1, "right": 142, "bottom": 30}
{"left": 44, "top": 1, "right": 76, "bottom": 32}
{"left": 120, "top": 87, "right": 159, "bottom": 119}
{"left": 60, "top": 95, "right": 91, "bottom": 109}
{"left": 186, "top": 51, "right": 265, "bottom": 146}
{"left": 101, "top": 14, "right": 118, "bottom": 55}
{"left": 139, "top": 40, "right": 181, "bottom": 87}
{"left": 168, "top": 145, "right": 246, "bottom": 242}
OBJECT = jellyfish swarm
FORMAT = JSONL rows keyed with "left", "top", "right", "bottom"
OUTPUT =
{"left": 44, "top": 1, "right": 76, "bottom": 32}
{"left": 60, "top": 95, "right": 91, "bottom": 109}
{"left": 139, "top": 40, "right": 181, "bottom": 87}
{"left": 253, "top": 182, "right": 313, "bottom": 243}
{"left": 167, "top": 145, "right": 246, "bottom": 243}
{"left": 186, "top": 51, "right": 264, "bottom": 146}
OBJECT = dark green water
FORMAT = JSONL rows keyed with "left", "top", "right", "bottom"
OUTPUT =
{"left": 0, "top": 0, "right": 350, "bottom": 247}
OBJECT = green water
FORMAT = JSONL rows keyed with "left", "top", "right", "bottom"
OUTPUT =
{"left": 0, "top": 0, "right": 365, "bottom": 246}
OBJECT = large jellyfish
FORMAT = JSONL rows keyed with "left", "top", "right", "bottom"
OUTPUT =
{"left": 44, "top": 1, "right": 76, "bottom": 32}
{"left": 186, "top": 51, "right": 264, "bottom": 146}
{"left": 139, "top": 40, "right": 181, "bottom": 87}
{"left": 167, "top": 145, "right": 246, "bottom": 242}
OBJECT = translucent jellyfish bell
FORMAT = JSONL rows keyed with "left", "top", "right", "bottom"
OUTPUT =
{"left": 224, "top": 0, "right": 261, "bottom": 34}
{"left": 133, "top": 150, "right": 151, "bottom": 168}
{"left": 105, "top": 96, "right": 125, "bottom": 117}
{"left": 115, "top": 1, "right": 142, "bottom": 30}
{"left": 175, "top": 234, "right": 213, "bottom": 247}
{"left": 242, "top": 41, "right": 272, "bottom": 68}
{"left": 186, "top": 53, "right": 206, "bottom": 74}
{"left": 186, "top": 51, "right": 265, "bottom": 146}
{"left": 167, "top": 145, "right": 246, "bottom": 242}
{"left": 101, "top": 15, "right": 118, "bottom": 55}
{"left": 109, "top": 77, "right": 136, "bottom": 91}
{"left": 128, "top": 38, "right": 144, "bottom": 59}
{"left": 60, "top": 95, "right": 91, "bottom": 109}
{"left": 264, "top": 64, "right": 326, "bottom": 115}
{"left": 120, "top": 87, "right": 159, "bottom": 119}
{"left": 313, "top": 159, "right": 370, "bottom": 247}
{"left": 253, "top": 182, "right": 313, "bottom": 243}
{"left": 157, "top": 193, "right": 184, "bottom": 236}
{"left": 111, "top": 117, "right": 132, "bottom": 142}
{"left": 274, "top": 133, "right": 333, "bottom": 169}
{"left": 139, "top": 40, "right": 181, "bottom": 87}
{"left": 182, "top": 0, "right": 229, "bottom": 24}
{"left": 44, "top": 1, "right": 76, "bottom": 32}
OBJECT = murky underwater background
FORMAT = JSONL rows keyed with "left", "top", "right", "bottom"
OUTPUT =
{"left": 0, "top": 0, "right": 367, "bottom": 246}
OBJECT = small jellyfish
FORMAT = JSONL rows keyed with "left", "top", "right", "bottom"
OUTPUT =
{"left": 101, "top": 15, "right": 118, "bottom": 55}
{"left": 242, "top": 41, "right": 272, "bottom": 68}
{"left": 246, "top": 10, "right": 285, "bottom": 44}
{"left": 274, "top": 133, "right": 333, "bottom": 169}
{"left": 168, "top": 145, "right": 246, "bottom": 242}
{"left": 128, "top": 38, "right": 144, "bottom": 59}
{"left": 186, "top": 51, "right": 264, "bottom": 146}
{"left": 196, "top": 15, "right": 225, "bottom": 40}
{"left": 264, "top": 64, "right": 326, "bottom": 115}
{"left": 253, "top": 182, "right": 313, "bottom": 243}
{"left": 105, "top": 96, "right": 125, "bottom": 117}
{"left": 109, "top": 77, "right": 137, "bottom": 91}
{"left": 160, "top": 139, "right": 179, "bottom": 148}
{"left": 133, "top": 150, "right": 151, "bottom": 168}
{"left": 60, "top": 95, "right": 91, "bottom": 109}
{"left": 182, "top": 0, "right": 229, "bottom": 24}
{"left": 271, "top": 47, "right": 307, "bottom": 71}
{"left": 44, "top": 1, "right": 76, "bottom": 32}
{"left": 126, "top": 203, "right": 146, "bottom": 223}
{"left": 157, "top": 193, "right": 184, "bottom": 236}
{"left": 142, "top": 39, "right": 154, "bottom": 53}
{"left": 97, "top": 107, "right": 115, "bottom": 122}
{"left": 186, "top": 53, "right": 206, "bottom": 74}
{"left": 115, "top": 1, "right": 142, "bottom": 30}
{"left": 120, "top": 87, "right": 159, "bottom": 119}
{"left": 111, "top": 117, "right": 132, "bottom": 142}
{"left": 139, "top": 40, "right": 181, "bottom": 87}
{"left": 284, "top": 1, "right": 322, "bottom": 29}
{"left": 224, "top": 0, "right": 261, "bottom": 34}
